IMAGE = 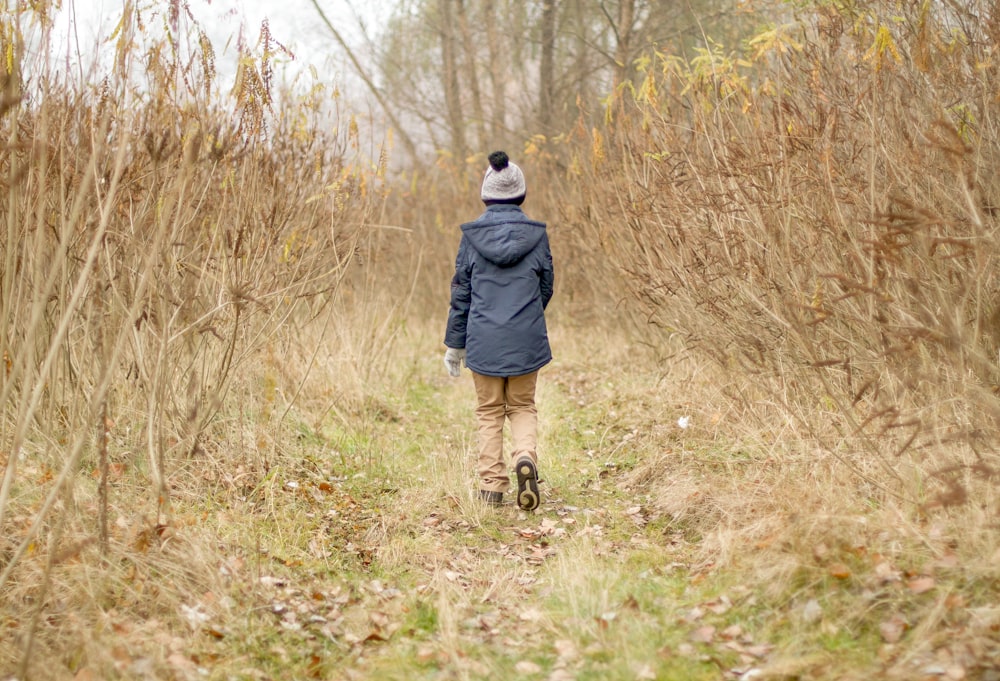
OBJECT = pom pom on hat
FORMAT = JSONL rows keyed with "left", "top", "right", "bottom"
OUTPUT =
{"left": 481, "top": 150, "right": 526, "bottom": 202}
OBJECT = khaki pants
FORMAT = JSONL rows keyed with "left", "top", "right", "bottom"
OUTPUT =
{"left": 472, "top": 371, "right": 539, "bottom": 493}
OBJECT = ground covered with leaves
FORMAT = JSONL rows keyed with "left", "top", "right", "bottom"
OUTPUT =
{"left": 5, "top": 322, "right": 999, "bottom": 681}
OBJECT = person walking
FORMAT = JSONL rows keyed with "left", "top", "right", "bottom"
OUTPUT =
{"left": 443, "top": 151, "right": 554, "bottom": 511}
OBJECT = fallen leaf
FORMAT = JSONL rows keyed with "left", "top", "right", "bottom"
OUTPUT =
{"left": 828, "top": 563, "right": 851, "bottom": 579}
{"left": 636, "top": 664, "right": 656, "bottom": 680}
{"left": 553, "top": 639, "right": 578, "bottom": 661}
{"left": 802, "top": 599, "right": 822, "bottom": 623}
{"left": 908, "top": 576, "right": 935, "bottom": 594}
{"left": 874, "top": 561, "right": 900, "bottom": 583}
{"left": 934, "top": 552, "right": 959, "bottom": 569}
{"left": 690, "top": 625, "right": 716, "bottom": 643}
{"left": 945, "top": 593, "right": 966, "bottom": 610}
{"left": 743, "top": 643, "right": 772, "bottom": 658}
{"left": 705, "top": 595, "right": 731, "bottom": 615}
{"left": 722, "top": 624, "right": 743, "bottom": 639}
{"left": 945, "top": 665, "right": 966, "bottom": 680}
{"left": 520, "top": 608, "right": 543, "bottom": 622}
{"left": 166, "top": 653, "right": 195, "bottom": 672}
{"left": 676, "top": 642, "right": 697, "bottom": 658}
{"left": 879, "top": 614, "right": 907, "bottom": 643}
{"left": 180, "top": 604, "right": 209, "bottom": 630}
{"left": 514, "top": 661, "right": 542, "bottom": 674}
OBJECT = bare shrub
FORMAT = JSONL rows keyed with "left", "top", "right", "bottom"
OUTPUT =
{"left": 577, "top": 1, "right": 1000, "bottom": 504}
{"left": 0, "top": 4, "right": 384, "bottom": 673}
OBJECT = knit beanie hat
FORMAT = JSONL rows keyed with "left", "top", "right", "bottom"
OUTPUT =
{"left": 480, "top": 151, "right": 526, "bottom": 202}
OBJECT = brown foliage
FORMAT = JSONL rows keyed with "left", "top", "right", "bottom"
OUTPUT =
{"left": 0, "top": 5, "right": 385, "bottom": 672}
{"left": 573, "top": 0, "right": 1000, "bottom": 500}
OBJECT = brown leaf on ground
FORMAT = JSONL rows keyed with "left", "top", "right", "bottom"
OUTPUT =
{"left": 167, "top": 652, "right": 196, "bottom": 672}
{"left": 705, "top": 595, "right": 732, "bottom": 615}
{"left": 554, "top": 639, "right": 579, "bottom": 662}
{"left": 622, "top": 594, "right": 640, "bottom": 611}
{"left": 520, "top": 608, "right": 544, "bottom": 622}
{"left": 874, "top": 561, "right": 901, "bottom": 584}
{"left": 515, "top": 660, "right": 542, "bottom": 674}
{"left": 879, "top": 614, "right": 907, "bottom": 643}
{"left": 690, "top": 625, "right": 716, "bottom": 643}
{"left": 828, "top": 562, "right": 851, "bottom": 579}
{"left": 908, "top": 576, "right": 935, "bottom": 594}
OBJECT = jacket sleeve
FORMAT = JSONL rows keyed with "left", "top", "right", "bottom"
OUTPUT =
{"left": 539, "top": 233, "right": 554, "bottom": 310}
{"left": 444, "top": 236, "right": 472, "bottom": 349}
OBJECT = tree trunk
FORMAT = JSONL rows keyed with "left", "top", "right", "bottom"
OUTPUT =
{"left": 456, "top": 0, "right": 487, "bottom": 151}
{"left": 483, "top": 0, "right": 507, "bottom": 144}
{"left": 613, "top": 0, "right": 636, "bottom": 88}
{"left": 539, "top": 0, "right": 557, "bottom": 134}
{"left": 439, "top": 0, "right": 468, "bottom": 160}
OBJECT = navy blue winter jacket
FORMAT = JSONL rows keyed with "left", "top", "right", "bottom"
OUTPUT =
{"left": 444, "top": 204, "right": 554, "bottom": 377}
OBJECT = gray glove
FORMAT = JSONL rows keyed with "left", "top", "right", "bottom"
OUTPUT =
{"left": 444, "top": 347, "right": 466, "bottom": 377}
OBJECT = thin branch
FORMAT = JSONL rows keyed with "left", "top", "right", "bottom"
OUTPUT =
{"left": 308, "top": 0, "right": 418, "bottom": 163}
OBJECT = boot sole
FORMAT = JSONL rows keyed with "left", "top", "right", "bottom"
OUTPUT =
{"left": 515, "top": 457, "right": 540, "bottom": 511}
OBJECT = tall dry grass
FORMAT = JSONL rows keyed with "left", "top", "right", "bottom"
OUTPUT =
{"left": 567, "top": 0, "right": 1000, "bottom": 508}
{"left": 0, "top": 4, "right": 386, "bottom": 675}
{"left": 369, "top": 2, "right": 1000, "bottom": 672}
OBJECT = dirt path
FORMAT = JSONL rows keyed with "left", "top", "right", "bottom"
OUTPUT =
{"left": 246, "top": 343, "right": 771, "bottom": 681}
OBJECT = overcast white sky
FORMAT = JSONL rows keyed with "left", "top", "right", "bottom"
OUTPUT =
{"left": 49, "top": 0, "right": 383, "bottom": 89}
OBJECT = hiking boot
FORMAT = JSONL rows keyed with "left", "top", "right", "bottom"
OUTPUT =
{"left": 478, "top": 489, "right": 504, "bottom": 506}
{"left": 514, "top": 455, "right": 540, "bottom": 511}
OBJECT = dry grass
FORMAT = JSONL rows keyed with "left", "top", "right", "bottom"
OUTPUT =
{"left": 4, "top": 1, "right": 1000, "bottom": 680}
{"left": 582, "top": 0, "right": 1000, "bottom": 501}
{"left": 0, "top": 3, "right": 387, "bottom": 676}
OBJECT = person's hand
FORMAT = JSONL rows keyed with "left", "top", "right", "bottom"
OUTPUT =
{"left": 444, "top": 348, "right": 466, "bottom": 377}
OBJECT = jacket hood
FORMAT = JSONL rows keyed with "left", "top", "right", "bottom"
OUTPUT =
{"left": 461, "top": 205, "right": 547, "bottom": 267}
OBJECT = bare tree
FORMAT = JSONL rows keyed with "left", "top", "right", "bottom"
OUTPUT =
{"left": 483, "top": 0, "right": 509, "bottom": 144}
{"left": 308, "top": 0, "right": 419, "bottom": 163}
{"left": 456, "top": 0, "right": 488, "bottom": 150}
{"left": 610, "top": 0, "right": 636, "bottom": 88}
{"left": 311, "top": 0, "right": 754, "bottom": 163}
{"left": 539, "top": 0, "right": 557, "bottom": 133}
{"left": 438, "top": 0, "right": 468, "bottom": 159}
